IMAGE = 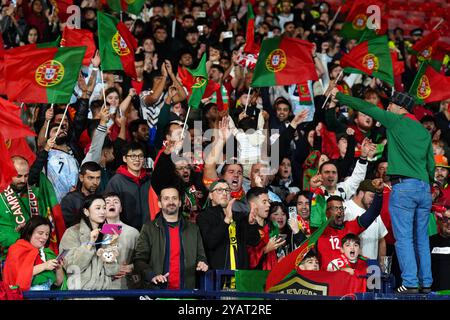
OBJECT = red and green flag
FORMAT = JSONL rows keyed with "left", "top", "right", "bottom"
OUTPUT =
{"left": 102, "top": 0, "right": 146, "bottom": 15}
{"left": 98, "top": 11, "right": 137, "bottom": 79}
{"left": 341, "top": 35, "right": 394, "bottom": 86}
{"left": 409, "top": 30, "right": 450, "bottom": 71}
{"left": 39, "top": 173, "right": 66, "bottom": 254}
{"left": 0, "top": 98, "right": 36, "bottom": 192}
{"left": 4, "top": 46, "right": 85, "bottom": 104}
{"left": 309, "top": 188, "right": 327, "bottom": 228}
{"left": 61, "top": 27, "right": 96, "bottom": 66}
{"left": 265, "top": 217, "right": 331, "bottom": 291}
{"left": 187, "top": 53, "right": 208, "bottom": 110}
{"left": 409, "top": 62, "right": 450, "bottom": 104}
{"left": 341, "top": 0, "right": 386, "bottom": 41}
{"left": 243, "top": 4, "right": 259, "bottom": 55}
{"left": 251, "top": 37, "right": 318, "bottom": 87}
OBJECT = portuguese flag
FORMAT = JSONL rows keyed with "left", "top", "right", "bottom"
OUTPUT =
{"left": 251, "top": 37, "right": 318, "bottom": 87}
{"left": 0, "top": 97, "right": 36, "bottom": 192}
{"left": 98, "top": 11, "right": 137, "bottom": 79}
{"left": 409, "top": 30, "right": 450, "bottom": 71}
{"left": 409, "top": 62, "right": 450, "bottom": 104}
{"left": 102, "top": 0, "right": 146, "bottom": 15}
{"left": 265, "top": 217, "right": 331, "bottom": 291}
{"left": 341, "top": 35, "right": 394, "bottom": 86}
{"left": 341, "top": 0, "right": 386, "bottom": 41}
{"left": 187, "top": 53, "right": 208, "bottom": 109}
{"left": 243, "top": 3, "right": 259, "bottom": 55}
{"left": 4, "top": 46, "right": 85, "bottom": 104}
{"left": 39, "top": 173, "right": 66, "bottom": 255}
{"left": 61, "top": 27, "right": 96, "bottom": 66}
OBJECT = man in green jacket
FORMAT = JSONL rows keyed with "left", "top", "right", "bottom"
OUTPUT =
{"left": 133, "top": 185, "right": 208, "bottom": 289}
{"left": 331, "top": 88, "right": 435, "bottom": 294}
{"left": 0, "top": 152, "right": 51, "bottom": 261}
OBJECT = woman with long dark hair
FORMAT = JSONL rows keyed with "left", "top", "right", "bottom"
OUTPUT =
{"left": 3, "top": 216, "right": 65, "bottom": 291}
{"left": 269, "top": 202, "right": 306, "bottom": 260}
{"left": 59, "top": 194, "right": 120, "bottom": 290}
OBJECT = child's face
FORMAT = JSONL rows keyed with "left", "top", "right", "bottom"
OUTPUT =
{"left": 299, "top": 257, "right": 319, "bottom": 271}
{"left": 341, "top": 240, "right": 360, "bottom": 262}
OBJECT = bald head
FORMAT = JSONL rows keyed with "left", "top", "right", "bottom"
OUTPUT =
{"left": 11, "top": 156, "right": 29, "bottom": 192}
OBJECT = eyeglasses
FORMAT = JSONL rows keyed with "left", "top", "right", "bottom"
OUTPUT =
{"left": 126, "top": 154, "right": 145, "bottom": 160}
{"left": 327, "top": 206, "right": 345, "bottom": 212}
{"left": 212, "top": 188, "right": 231, "bottom": 195}
{"left": 440, "top": 217, "right": 450, "bottom": 223}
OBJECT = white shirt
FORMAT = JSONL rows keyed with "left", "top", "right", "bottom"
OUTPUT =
{"left": 344, "top": 199, "right": 388, "bottom": 259}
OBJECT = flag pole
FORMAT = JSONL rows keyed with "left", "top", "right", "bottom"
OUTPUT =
{"left": 55, "top": 103, "right": 70, "bottom": 138}
{"left": 181, "top": 106, "right": 191, "bottom": 139}
{"left": 244, "top": 86, "right": 252, "bottom": 113}
{"left": 100, "top": 69, "right": 107, "bottom": 107}
{"left": 321, "top": 70, "right": 343, "bottom": 109}
{"left": 328, "top": 6, "right": 341, "bottom": 31}
{"left": 433, "top": 18, "right": 444, "bottom": 31}
{"left": 44, "top": 103, "right": 54, "bottom": 138}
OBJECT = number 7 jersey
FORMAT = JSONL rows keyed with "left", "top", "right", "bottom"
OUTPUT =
{"left": 47, "top": 149, "right": 79, "bottom": 202}
{"left": 317, "top": 219, "right": 365, "bottom": 271}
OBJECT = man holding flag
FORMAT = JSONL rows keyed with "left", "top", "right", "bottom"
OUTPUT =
{"left": 331, "top": 86, "right": 435, "bottom": 294}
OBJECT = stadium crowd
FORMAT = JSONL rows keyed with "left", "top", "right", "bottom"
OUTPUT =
{"left": 0, "top": 0, "right": 450, "bottom": 296}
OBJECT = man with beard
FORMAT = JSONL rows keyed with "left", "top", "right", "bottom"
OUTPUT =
{"left": 344, "top": 180, "right": 388, "bottom": 260}
{"left": 309, "top": 137, "right": 372, "bottom": 201}
{"left": 434, "top": 155, "right": 450, "bottom": 202}
{"left": 197, "top": 180, "right": 259, "bottom": 273}
{"left": 317, "top": 186, "right": 383, "bottom": 271}
{"left": 60, "top": 162, "right": 102, "bottom": 228}
{"left": 0, "top": 138, "right": 55, "bottom": 260}
{"left": 134, "top": 186, "right": 208, "bottom": 289}
{"left": 247, "top": 187, "right": 284, "bottom": 270}
{"left": 44, "top": 123, "right": 80, "bottom": 202}
{"left": 203, "top": 117, "right": 246, "bottom": 201}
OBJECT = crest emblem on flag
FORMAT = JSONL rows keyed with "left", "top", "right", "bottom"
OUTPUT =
{"left": 363, "top": 54, "right": 379, "bottom": 71}
{"left": 192, "top": 77, "right": 207, "bottom": 88}
{"left": 266, "top": 49, "right": 287, "bottom": 73}
{"left": 112, "top": 32, "right": 131, "bottom": 56}
{"left": 419, "top": 46, "right": 433, "bottom": 61}
{"left": 417, "top": 75, "right": 431, "bottom": 99}
{"left": 35, "top": 60, "right": 65, "bottom": 87}
{"left": 5, "top": 139, "right": 11, "bottom": 149}
{"left": 352, "top": 14, "right": 367, "bottom": 31}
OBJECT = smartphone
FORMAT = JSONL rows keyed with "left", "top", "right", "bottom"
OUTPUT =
{"left": 56, "top": 249, "right": 69, "bottom": 263}
{"left": 231, "top": 16, "right": 237, "bottom": 23}
{"left": 288, "top": 206, "right": 297, "bottom": 220}
{"left": 101, "top": 223, "right": 123, "bottom": 235}
{"left": 267, "top": 31, "right": 274, "bottom": 38}
{"left": 197, "top": 11, "right": 206, "bottom": 18}
{"left": 197, "top": 25, "right": 204, "bottom": 34}
{"left": 222, "top": 31, "right": 233, "bottom": 39}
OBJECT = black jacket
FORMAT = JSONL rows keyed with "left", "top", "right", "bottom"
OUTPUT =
{"left": 105, "top": 172, "right": 151, "bottom": 231}
{"left": 60, "top": 191, "right": 85, "bottom": 228}
{"left": 197, "top": 205, "right": 261, "bottom": 270}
